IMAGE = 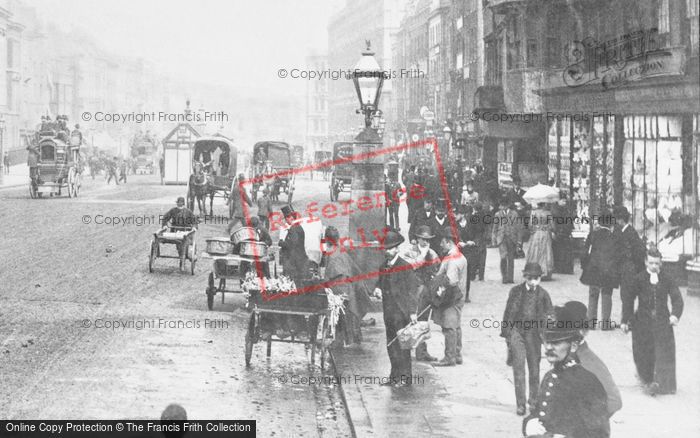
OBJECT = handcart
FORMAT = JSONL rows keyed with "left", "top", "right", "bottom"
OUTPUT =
{"left": 201, "top": 234, "right": 278, "bottom": 310}
{"left": 148, "top": 227, "right": 197, "bottom": 274}
{"left": 244, "top": 283, "right": 334, "bottom": 370}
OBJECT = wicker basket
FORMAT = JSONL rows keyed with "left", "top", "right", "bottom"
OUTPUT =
{"left": 206, "top": 238, "right": 234, "bottom": 255}
{"left": 247, "top": 289, "right": 328, "bottom": 311}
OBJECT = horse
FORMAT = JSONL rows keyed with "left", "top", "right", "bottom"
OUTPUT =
{"left": 187, "top": 162, "right": 214, "bottom": 217}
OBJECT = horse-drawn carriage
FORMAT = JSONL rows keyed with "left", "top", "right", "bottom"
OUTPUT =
{"left": 250, "top": 141, "right": 294, "bottom": 203}
{"left": 329, "top": 142, "right": 353, "bottom": 201}
{"left": 186, "top": 136, "right": 237, "bottom": 216}
{"left": 28, "top": 122, "right": 82, "bottom": 199}
{"left": 313, "top": 150, "right": 332, "bottom": 180}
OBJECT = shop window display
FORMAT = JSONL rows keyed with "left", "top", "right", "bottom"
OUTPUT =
{"left": 623, "top": 115, "right": 690, "bottom": 260}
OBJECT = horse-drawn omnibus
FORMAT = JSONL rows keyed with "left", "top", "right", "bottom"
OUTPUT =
{"left": 131, "top": 133, "right": 158, "bottom": 175}
{"left": 250, "top": 141, "right": 294, "bottom": 203}
{"left": 329, "top": 142, "right": 353, "bottom": 201}
{"left": 186, "top": 136, "right": 237, "bottom": 216}
{"left": 29, "top": 121, "right": 82, "bottom": 198}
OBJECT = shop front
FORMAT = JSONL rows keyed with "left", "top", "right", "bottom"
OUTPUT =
{"left": 542, "top": 78, "right": 700, "bottom": 262}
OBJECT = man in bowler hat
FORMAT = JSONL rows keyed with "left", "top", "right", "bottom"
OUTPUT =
{"left": 501, "top": 262, "right": 553, "bottom": 415}
{"left": 523, "top": 306, "right": 609, "bottom": 438}
{"left": 373, "top": 230, "right": 419, "bottom": 387}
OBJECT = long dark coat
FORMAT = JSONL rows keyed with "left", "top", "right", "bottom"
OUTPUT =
{"left": 618, "top": 225, "right": 646, "bottom": 284}
{"left": 280, "top": 223, "right": 310, "bottom": 284}
{"left": 621, "top": 270, "right": 684, "bottom": 393}
{"left": 580, "top": 227, "right": 621, "bottom": 289}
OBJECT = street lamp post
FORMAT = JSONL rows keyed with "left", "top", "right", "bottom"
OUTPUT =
{"left": 348, "top": 41, "right": 386, "bottom": 285}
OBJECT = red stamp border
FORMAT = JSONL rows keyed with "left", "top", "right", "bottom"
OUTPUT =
{"left": 239, "top": 137, "right": 463, "bottom": 301}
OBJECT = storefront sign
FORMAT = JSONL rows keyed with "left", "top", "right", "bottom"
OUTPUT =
{"left": 560, "top": 28, "right": 685, "bottom": 90}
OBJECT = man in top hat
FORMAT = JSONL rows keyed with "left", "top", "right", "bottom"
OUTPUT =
{"left": 613, "top": 205, "right": 646, "bottom": 314}
{"left": 426, "top": 199, "right": 450, "bottom": 256}
{"left": 523, "top": 306, "right": 609, "bottom": 438}
{"left": 278, "top": 205, "right": 310, "bottom": 286}
{"left": 430, "top": 228, "right": 468, "bottom": 366}
{"left": 373, "top": 230, "right": 420, "bottom": 387}
{"left": 564, "top": 301, "right": 622, "bottom": 423}
{"left": 161, "top": 197, "right": 198, "bottom": 257}
{"left": 492, "top": 199, "right": 521, "bottom": 283}
{"left": 227, "top": 173, "right": 252, "bottom": 228}
{"left": 621, "top": 247, "right": 684, "bottom": 396}
{"left": 501, "top": 262, "right": 553, "bottom": 415}
{"left": 410, "top": 225, "right": 440, "bottom": 361}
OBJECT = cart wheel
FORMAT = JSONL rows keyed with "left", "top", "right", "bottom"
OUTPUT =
{"left": 189, "top": 241, "right": 197, "bottom": 275}
{"left": 320, "top": 316, "right": 330, "bottom": 371}
{"left": 245, "top": 314, "right": 256, "bottom": 367}
{"left": 207, "top": 273, "right": 215, "bottom": 310}
{"left": 148, "top": 240, "right": 157, "bottom": 273}
{"left": 179, "top": 248, "right": 186, "bottom": 272}
{"left": 67, "top": 168, "right": 76, "bottom": 198}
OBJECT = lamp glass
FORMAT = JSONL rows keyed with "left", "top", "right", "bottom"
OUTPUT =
{"left": 353, "top": 53, "right": 382, "bottom": 107}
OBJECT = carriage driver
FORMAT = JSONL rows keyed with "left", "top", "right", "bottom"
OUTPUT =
{"left": 160, "top": 197, "right": 199, "bottom": 256}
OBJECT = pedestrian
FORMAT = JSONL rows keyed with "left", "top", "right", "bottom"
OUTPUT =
{"left": 426, "top": 199, "right": 450, "bottom": 255}
{"left": 159, "top": 155, "right": 165, "bottom": 184}
{"left": 492, "top": 199, "right": 520, "bottom": 284}
{"left": 385, "top": 178, "right": 401, "bottom": 231}
{"left": 580, "top": 209, "right": 620, "bottom": 330}
{"left": 455, "top": 205, "right": 474, "bottom": 301}
{"left": 3, "top": 151, "right": 9, "bottom": 174}
{"left": 408, "top": 225, "right": 439, "bottom": 362}
{"left": 552, "top": 194, "right": 574, "bottom": 274}
{"left": 523, "top": 305, "right": 609, "bottom": 438}
{"left": 227, "top": 173, "right": 252, "bottom": 228}
{"left": 613, "top": 205, "right": 646, "bottom": 312}
{"left": 408, "top": 197, "right": 433, "bottom": 243}
{"left": 372, "top": 230, "right": 419, "bottom": 387}
{"left": 501, "top": 262, "right": 553, "bottom": 415}
{"left": 118, "top": 159, "right": 127, "bottom": 184}
{"left": 256, "top": 187, "right": 272, "bottom": 230}
{"left": 106, "top": 157, "right": 120, "bottom": 185}
{"left": 564, "top": 300, "right": 622, "bottom": 425}
{"left": 621, "top": 247, "right": 684, "bottom": 396}
{"left": 430, "top": 229, "right": 468, "bottom": 367}
{"left": 525, "top": 202, "right": 554, "bottom": 280}
{"left": 460, "top": 179, "right": 479, "bottom": 206}
{"left": 471, "top": 202, "right": 488, "bottom": 281}
{"left": 278, "top": 205, "right": 310, "bottom": 287}
{"left": 322, "top": 226, "right": 373, "bottom": 346}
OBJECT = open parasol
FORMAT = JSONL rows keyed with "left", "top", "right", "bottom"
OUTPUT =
{"left": 523, "top": 183, "right": 560, "bottom": 204}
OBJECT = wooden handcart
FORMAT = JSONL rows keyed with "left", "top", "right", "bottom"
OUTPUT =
{"left": 148, "top": 227, "right": 197, "bottom": 275}
{"left": 244, "top": 287, "right": 332, "bottom": 370}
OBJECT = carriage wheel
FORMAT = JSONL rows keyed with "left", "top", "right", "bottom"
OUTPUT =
{"left": 67, "top": 168, "right": 76, "bottom": 198}
{"left": 74, "top": 172, "right": 81, "bottom": 197}
{"left": 206, "top": 272, "right": 215, "bottom": 310}
{"left": 148, "top": 240, "right": 157, "bottom": 273}
{"left": 309, "top": 318, "right": 318, "bottom": 366}
{"left": 319, "top": 316, "right": 330, "bottom": 371}
{"left": 244, "top": 313, "right": 256, "bottom": 367}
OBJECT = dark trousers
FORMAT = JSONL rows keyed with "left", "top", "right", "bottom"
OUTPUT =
{"left": 509, "top": 330, "right": 541, "bottom": 409}
{"left": 499, "top": 241, "right": 516, "bottom": 283}
{"left": 443, "top": 327, "right": 462, "bottom": 362}
{"left": 119, "top": 171, "right": 127, "bottom": 183}
{"left": 383, "top": 305, "right": 412, "bottom": 384}
{"left": 258, "top": 215, "right": 269, "bottom": 231}
{"left": 107, "top": 170, "right": 119, "bottom": 185}
{"left": 588, "top": 286, "right": 613, "bottom": 326}
{"left": 387, "top": 204, "right": 400, "bottom": 230}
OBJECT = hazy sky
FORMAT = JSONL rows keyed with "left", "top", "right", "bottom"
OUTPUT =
{"left": 24, "top": 0, "right": 333, "bottom": 97}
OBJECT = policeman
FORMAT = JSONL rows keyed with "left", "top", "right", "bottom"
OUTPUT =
{"left": 523, "top": 306, "right": 609, "bottom": 438}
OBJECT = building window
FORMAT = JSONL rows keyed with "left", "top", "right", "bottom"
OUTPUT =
{"left": 658, "top": 0, "right": 670, "bottom": 34}
{"left": 527, "top": 38, "right": 538, "bottom": 68}
{"left": 688, "top": 0, "right": 699, "bottom": 56}
{"left": 506, "top": 17, "right": 522, "bottom": 69}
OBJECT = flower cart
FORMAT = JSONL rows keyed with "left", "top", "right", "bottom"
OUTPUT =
{"left": 242, "top": 273, "right": 345, "bottom": 370}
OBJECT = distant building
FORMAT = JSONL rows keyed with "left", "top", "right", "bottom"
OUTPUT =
{"left": 0, "top": 2, "right": 25, "bottom": 164}
{"left": 305, "top": 50, "right": 328, "bottom": 157}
